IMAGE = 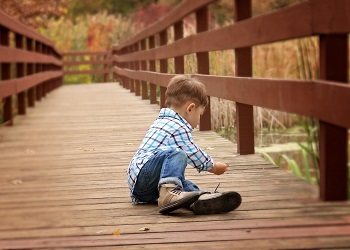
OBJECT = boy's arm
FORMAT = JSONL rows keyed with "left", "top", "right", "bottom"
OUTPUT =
{"left": 209, "top": 162, "right": 229, "bottom": 175}
{"left": 171, "top": 129, "right": 214, "bottom": 172}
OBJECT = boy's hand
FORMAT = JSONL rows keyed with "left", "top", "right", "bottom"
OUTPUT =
{"left": 209, "top": 162, "right": 229, "bottom": 175}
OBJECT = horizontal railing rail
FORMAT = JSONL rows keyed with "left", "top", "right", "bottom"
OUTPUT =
{"left": 62, "top": 51, "right": 113, "bottom": 83}
{"left": 0, "top": 10, "right": 63, "bottom": 126}
{"left": 112, "top": 0, "right": 350, "bottom": 201}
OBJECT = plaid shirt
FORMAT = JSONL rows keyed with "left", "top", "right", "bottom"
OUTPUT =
{"left": 127, "top": 108, "right": 214, "bottom": 203}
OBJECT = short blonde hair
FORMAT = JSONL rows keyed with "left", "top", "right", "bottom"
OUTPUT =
{"left": 165, "top": 75, "right": 208, "bottom": 108}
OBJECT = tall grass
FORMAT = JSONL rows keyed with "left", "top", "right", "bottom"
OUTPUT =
{"left": 207, "top": 38, "right": 321, "bottom": 131}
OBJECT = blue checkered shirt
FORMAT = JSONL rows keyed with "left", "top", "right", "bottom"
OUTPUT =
{"left": 127, "top": 108, "right": 214, "bottom": 203}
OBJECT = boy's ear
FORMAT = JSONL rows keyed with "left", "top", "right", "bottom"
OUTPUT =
{"left": 186, "top": 103, "right": 196, "bottom": 113}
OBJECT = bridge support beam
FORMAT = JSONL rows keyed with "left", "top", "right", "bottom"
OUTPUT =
{"left": 1, "top": 27, "right": 13, "bottom": 126}
{"left": 159, "top": 30, "right": 168, "bottom": 109}
{"left": 234, "top": 0, "right": 255, "bottom": 154}
{"left": 148, "top": 36, "right": 157, "bottom": 105}
{"left": 319, "top": 34, "right": 348, "bottom": 201}
{"left": 196, "top": 6, "right": 211, "bottom": 131}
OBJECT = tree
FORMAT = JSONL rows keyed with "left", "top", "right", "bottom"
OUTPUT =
{"left": 67, "top": 0, "right": 158, "bottom": 20}
{"left": 0, "top": 0, "right": 69, "bottom": 28}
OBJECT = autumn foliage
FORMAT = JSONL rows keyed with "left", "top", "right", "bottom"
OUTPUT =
{"left": 0, "top": 0, "right": 69, "bottom": 28}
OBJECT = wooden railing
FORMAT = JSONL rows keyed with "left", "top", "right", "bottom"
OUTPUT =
{"left": 0, "top": 10, "right": 63, "bottom": 125}
{"left": 112, "top": 0, "right": 350, "bottom": 201}
{"left": 63, "top": 51, "right": 113, "bottom": 83}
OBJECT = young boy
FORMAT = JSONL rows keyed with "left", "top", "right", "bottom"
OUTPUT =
{"left": 127, "top": 75, "right": 241, "bottom": 215}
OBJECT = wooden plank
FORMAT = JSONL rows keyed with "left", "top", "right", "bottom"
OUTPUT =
{"left": 1, "top": 225, "right": 350, "bottom": 249}
{"left": 63, "top": 69, "right": 113, "bottom": 75}
{"left": 0, "top": 46, "right": 62, "bottom": 65}
{"left": 63, "top": 59, "right": 112, "bottom": 66}
{"left": 0, "top": 215, "right": 349, "bottom": 240}
{"left": 0, "top": 83, "right": 349, "bottom": 249}
{"left": 46, "top": 237, "right": 350, "bottom": 250}
{"left": 62, "top": 51, "right": 109, "bottom": 56}
{"left": 312, "top": 0, "right": 350, "bottom": 34}
{"left": 0, "top": 71, "right": 63, "bottom": 98}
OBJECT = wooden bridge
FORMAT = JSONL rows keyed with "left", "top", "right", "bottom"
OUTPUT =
{"left": 1, "top": 0, "right": 350, "bottom": 249}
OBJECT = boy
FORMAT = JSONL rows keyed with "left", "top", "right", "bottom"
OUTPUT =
{"left": 127, "top": 75, "right": 241, "bottom": 214}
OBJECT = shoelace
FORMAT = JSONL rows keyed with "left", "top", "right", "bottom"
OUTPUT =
{"left": 169, "top": 183, "right": 221, "bottom": 195}
{"left": 214, "top": 183, "right": 221, "bottom": 193}
{"left": 170, "top": 186, "right": 183, "bottom": 195}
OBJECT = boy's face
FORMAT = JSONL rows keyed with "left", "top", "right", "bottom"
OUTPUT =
{"left": 185, "top": 103, "right": 206, "bottom": 129}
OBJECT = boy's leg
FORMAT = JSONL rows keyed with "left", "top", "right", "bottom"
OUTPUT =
{"left": 158, "top": 148, "right": 187, "bottom": 188}
{"left": 157, "top": 148, "right": 201, "bottom": 214}
{"left": 132, "top": 151, "right": 168, "bottom": 203}
{"left": 182, "top": 179, "right": 200, "bottom": 192}
{"left": 133, "top": 148, "right": 200, "bottom": 206}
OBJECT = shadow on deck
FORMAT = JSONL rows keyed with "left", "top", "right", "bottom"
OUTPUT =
{"left": 0, "top": 83, "right": 349, "bottom": 249}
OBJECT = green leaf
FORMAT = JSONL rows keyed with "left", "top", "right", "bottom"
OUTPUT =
{"left": 278, "top": 154, "right": 303, "bottom": 178}
{"left": 300, "top": 147, "right": 311, "bottom": 182}
{"left": 260, "top": 152, "right": 276, "bottom": 166}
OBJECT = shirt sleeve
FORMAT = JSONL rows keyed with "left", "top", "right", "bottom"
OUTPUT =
{"left": 170, "top": 127, "right": 214, "bottom": 172}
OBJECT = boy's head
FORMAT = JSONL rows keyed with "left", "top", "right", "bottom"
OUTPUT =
{"left": 165, "top": 74, "right": 208, "bottom": 108}
{"left": 165, "top": 75, "right": 208, "bottom": 129}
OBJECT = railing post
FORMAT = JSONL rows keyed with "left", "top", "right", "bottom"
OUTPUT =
{"left": 174, "top": 20, "right": 184, "bottom": 74}
{"left": 196, "top": 6, "right": 211, "bottom": 131}
{"left": 234, "top": 0, "right": 255, "bottom": 154}
{"left": 134, "top": 43, "right": 141, "bottom": 96}
{"left": 41, "top": 45, "right": 48, "bottom": 97}
{"left": 27, "top": 38, "right": 35, "bottom": 107}
{"left": 16, "top": 33, "right": 26, "bottom": 115}
{"left": 159, "top": 30, "right": 168, "bottom": 109}
{"left": 59, "top": 53, "right": 63, "bottom": 88}
{"left": 112, "top": 49, "right": 117, "bottom": 83}
{"left": 140, "top": 39, "right": 148, "bottom": 100}
{"left": 35, "top": 41, "right": 43, "bottom": 101}
{"left": 128, "top": 46, "right": 135, "bottom": 92}
{"left": 1, "top": 27, "right": 13, "bottom": 125}
{"left": 119, "top": 48, "right": 128, "bottom": 88}
{"left": 319, "top": 34, "right": 348, "bottom": 201}
{"left": 103, "top": 52, "right": 108, "bottom": 83}
{"left": 148, "top": 36, "right": 157, "bottom": 104}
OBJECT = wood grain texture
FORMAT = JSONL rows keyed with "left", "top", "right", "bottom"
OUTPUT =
{"left": 0, "top": 83, "right": 349, "bottom": 249}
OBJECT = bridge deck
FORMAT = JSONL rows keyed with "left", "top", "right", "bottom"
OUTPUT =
{"left": 0, "top": 83, "right": 349, "bottom": 249}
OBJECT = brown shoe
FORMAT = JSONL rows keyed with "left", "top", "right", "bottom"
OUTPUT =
{"left": 158, "top": 184, "right": 201, "bottom": 214}
{"left": 190, "top": 191, "right": 241, "bottom": 215}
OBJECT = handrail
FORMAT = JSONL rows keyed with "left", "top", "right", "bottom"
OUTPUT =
{"left": 114, "top": 1, "right": 350, "bottom": 63}
{"left": 112, "top": 0, "right": 350, "bottom": 201}
{"left": 115, "top": 68, "right": 350, "bottom": 128}
{"left": 0, "top": 10, "right": 63, "bottom": 125}
{"left": 0, "top": 10, "right": 60, "bottom": 56}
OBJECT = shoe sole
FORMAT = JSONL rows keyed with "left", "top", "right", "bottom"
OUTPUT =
{"left": 191, "top": 191, "right": 242, "bottom": 215}
{"left": 159, "top": 192, "right": 201, "bottom": 214}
